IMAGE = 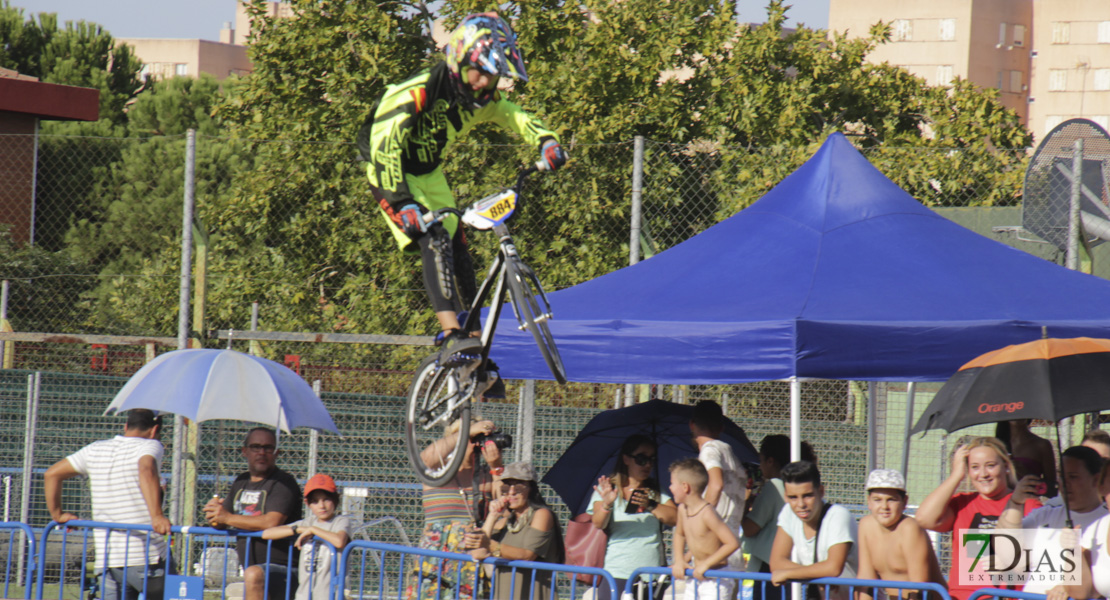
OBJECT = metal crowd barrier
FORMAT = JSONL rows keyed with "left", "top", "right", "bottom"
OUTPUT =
{"left": 340, "top": 539, "right": 618, "bottom": 600}
{"left": 0, "top": 521, "right": 36, "bottom": 598}
{"left": 967, "top": 590, "right": 1048, "bottom": 600}
{"left": 35, "top": 520, "right": 338, "bottom": 600}
{"left": 625, "top": 568, "right": 954, "bottom": 600}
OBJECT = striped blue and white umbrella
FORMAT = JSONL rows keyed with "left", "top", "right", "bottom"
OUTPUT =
{"left": 105, "top": 348, "right": 339, "bottom": 434}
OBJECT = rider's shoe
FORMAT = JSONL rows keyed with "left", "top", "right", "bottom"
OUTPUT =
{"left": 478, "top": 360, "right": 506, "bottom": 399}
{"left": 434, "top": 311, "right": 482, "bottom": 346}
{"left": 439, "top": 329, "right": 483, "bottom": 367}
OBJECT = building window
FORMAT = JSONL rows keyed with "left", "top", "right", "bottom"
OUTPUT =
{"left": 1052, "top": 22, "right": 1070, "bottom": 44}
{"left": 1049, "top": 69, "right": 1068, "bottom": 91}
{"left": 1013, "top": 25, "right": 1025, "bottom": 47}
{"left": 1099, "top": 22, "right": 1110, "bottom": 44}
{"left": 892, "top": 19, "right": 912, "bottom": 42}
{"left": 175, "top": 63, "right": 188, "bottom": 76}
{"left": 939, "top": 18, "right": 956, "bottom": 41}
{"left": 935, "top": 65, "right": 954, "bottom": 86}
{"left": 1010, "top": 70, "right": 1023, "bottom": 93}
{"left": 1095, "top": 69, "right": 1110, "bottom": 91}
{"left": 998, "top": 23, "right": 1007, "bottom": 46}
{"left": 1092, "top": 116, "right": 1110, "bottom": 132}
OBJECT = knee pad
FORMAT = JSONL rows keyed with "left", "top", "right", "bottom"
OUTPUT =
{"left": 419, "top": 225, "right": 458, "bottom": 312}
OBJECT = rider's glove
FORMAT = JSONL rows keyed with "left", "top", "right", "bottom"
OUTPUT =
{"left": 539, "top": 140, "right": 568, "bottom": 171}
{"left": 396, "top": 203, "right": 427, "bottom": 238}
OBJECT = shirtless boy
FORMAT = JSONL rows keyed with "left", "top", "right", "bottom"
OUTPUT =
{"left": 669, "top": 458, "right": 742, "bottom": 600}
{"left": 857, "top": 469, "right": 946, "bottom": 600}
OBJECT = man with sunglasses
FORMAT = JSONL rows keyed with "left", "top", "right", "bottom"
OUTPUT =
{"left": 356, "top": 12, "right": 568, "bottom": 387}
{"left": 204, "top": 428, "right": 303, "bottom": 600}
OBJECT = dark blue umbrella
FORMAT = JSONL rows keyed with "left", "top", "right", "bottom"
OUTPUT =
{"left": 541, "top": 399, "right": 758, "bottom": 515}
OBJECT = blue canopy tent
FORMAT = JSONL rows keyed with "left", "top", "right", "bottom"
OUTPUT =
{"left": 488, "top": 132, "right": 1110, "bottom": 470}
{"left": 490, "top": 133, "right": 1110, "bottom": 384}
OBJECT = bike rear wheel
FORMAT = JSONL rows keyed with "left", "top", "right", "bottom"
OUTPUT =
{"left": 505, "top": 257, "right": 568, "bottom": 384}
{"left": 404, "top": 353, "right": 475, "bottom": 487}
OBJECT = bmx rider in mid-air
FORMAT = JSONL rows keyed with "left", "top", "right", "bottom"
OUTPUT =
{"left": 357, "top": 12, "right": 567, "bottom": 397}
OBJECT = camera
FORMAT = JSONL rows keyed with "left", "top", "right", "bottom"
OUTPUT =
{"left": 473, "top": 427, "right": 513, "bottom": 450}
{"left": 1033, "top": 481, "right": 1048, "bottom": 496}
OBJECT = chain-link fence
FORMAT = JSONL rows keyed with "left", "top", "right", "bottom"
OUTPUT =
{"left": 3, "top": 131, "right": 1109, "bottom": 567}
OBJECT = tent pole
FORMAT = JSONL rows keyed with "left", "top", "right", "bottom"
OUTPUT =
{"left": 790, "top": 377, "right": 800, "bottom": 461}
{"left": 901, "top": 382, "right": 916, "bottom": 479}
{"left": 867, "top": 383, "right": 878, "bottom": 473}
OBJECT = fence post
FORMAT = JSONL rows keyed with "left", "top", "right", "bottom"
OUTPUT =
{"left": 309, "top": 380, "right": 321, "bottom": 477}
{"left": 0, "top": 280, "right": 10, "bottom": 369}
{"left": 625, "top": 137, "right": 645, "bottom": 407}
{"left": 516, "top": 380, "right": 536, "bottom": 464}
{"left": 172, "top": 128, "right": 198, "bottom": 526}
{"left": 18, "top": 372, "right": 40, "bottom": 585}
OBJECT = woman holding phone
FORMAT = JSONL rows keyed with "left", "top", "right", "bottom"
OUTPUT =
{"left": 915, "top": 436, "right": 1041, "bottom": 600}
{"left": 588, "top": 434, "right": 678, "bottom": 600}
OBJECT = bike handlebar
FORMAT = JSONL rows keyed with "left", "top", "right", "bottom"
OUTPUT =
{"left": 423, "top": 165, "right": 540, "bottom": 224}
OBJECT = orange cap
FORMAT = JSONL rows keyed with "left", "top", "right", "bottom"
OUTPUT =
{"left": 303, "top": 473, "right": 338, "bottom": 499}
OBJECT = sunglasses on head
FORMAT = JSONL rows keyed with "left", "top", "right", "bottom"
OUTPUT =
{"left": 627, "top": 452, "right": 656, "bottom": 466}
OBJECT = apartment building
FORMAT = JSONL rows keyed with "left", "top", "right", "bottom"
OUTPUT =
{"left": 829, "top": 0, "right": 1110, "bottom": 142}
{"left": 118, "top": 37, "right": 250, "bottom": 81}
{"left": 1029, "top": 0, "right": 1110, "bottom": 139}
{"left": 829, "top": 0, "right": 1033, "bottom": 128}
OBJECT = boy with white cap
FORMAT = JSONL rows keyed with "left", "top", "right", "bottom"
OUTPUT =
{"left": 857, "top": 469, "right": 946, "bottom": 600}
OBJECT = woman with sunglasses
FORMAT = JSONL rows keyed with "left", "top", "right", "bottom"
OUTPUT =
{"left": 465, "top": 461, "right": 564, "bottom": 600}
{"left": 589, "top": 434, "right": 678, "bottom": 600}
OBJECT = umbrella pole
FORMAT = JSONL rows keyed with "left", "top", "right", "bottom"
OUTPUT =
{"left": 1054, "top": 422, "right": 1073, "bottom": 529}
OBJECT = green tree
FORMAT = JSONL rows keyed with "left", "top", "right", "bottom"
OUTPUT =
{"left": 56, "top": 75, "right": 241, "bottom": 335}
{"left": 202, "top": 0, "right": 432, "bottom": 343}
{"left": 0, "top": 2, "right": 143, "bottom": 123}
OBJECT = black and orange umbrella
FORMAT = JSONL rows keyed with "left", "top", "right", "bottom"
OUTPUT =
{"left": 910, "top": 337, "right": 1110, "bottom": 435}
{"left": 911, "top": 337, "right": 1110, "bottom": 527}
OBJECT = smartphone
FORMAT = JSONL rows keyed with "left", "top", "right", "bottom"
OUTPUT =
{"left": 1033, "top": 481, "right": 1048, "bottom": 496}
{"left": 625, "top": 489, "right": 645, "bottom": 514}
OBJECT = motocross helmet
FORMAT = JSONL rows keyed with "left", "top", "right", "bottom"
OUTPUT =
{"left": 444, "top": 12, "right": 528, "bottom": 109}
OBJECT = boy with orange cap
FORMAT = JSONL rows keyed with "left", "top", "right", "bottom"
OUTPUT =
{"left": 259, "top": 474, "right": 352, "bottom": 600}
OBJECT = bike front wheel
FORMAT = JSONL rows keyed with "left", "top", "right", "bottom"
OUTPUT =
{"left": 404, "top": 353, "right": 475, "bottom": 487}
{"left": 505, "top": 257, "right": 568, "bottom": 384}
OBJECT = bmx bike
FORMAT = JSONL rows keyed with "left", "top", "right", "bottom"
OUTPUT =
{"left": 404, "top": 165, "right": 567, "bottom": 486}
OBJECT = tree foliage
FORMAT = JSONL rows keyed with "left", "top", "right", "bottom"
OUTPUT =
{"left": 6, "top": 0, "right": 1034, "bottom": 356}
{"left": 0, "top": 1, "right": 142, "bottom": 123}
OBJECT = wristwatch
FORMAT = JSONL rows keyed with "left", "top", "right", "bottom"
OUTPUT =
{"left": 491, "top": 540, "right": 502, "bottom": 558}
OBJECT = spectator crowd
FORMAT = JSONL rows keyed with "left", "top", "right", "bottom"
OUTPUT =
{"left": 43, "top": 404, "right": 1110, "bottom": 600}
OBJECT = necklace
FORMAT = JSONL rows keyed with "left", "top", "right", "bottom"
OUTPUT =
{"left": 685, "top": 503, "right": 709, "bottom": 518}
{"left": 507, "top": 506, "right": 534, "bottom": 534}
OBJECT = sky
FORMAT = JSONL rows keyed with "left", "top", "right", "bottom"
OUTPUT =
{"left": 21, "top": 0, "right": 830, "bottom": 41}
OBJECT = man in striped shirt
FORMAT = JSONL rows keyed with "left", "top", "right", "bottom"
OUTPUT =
{"left": 45, "top": 409, "right": 170, "bottom": 600}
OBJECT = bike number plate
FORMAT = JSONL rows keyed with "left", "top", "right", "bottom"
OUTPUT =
{"left": 462, "top": 190, "right": 516, "bottom": 230}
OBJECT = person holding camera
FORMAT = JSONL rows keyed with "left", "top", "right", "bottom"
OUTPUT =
{"left": 997, "top": 445, "right": 1106, "bottom": 598}
{"left": 589, "top": 434, "right": 678, "bottom": 600}
{"left": 405, "top": 417, "right": 508, "bottom": 600}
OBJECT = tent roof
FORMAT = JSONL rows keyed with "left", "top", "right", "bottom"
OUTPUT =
{"left": 490, "top": 133, "right": 1110, "bottom": 383}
